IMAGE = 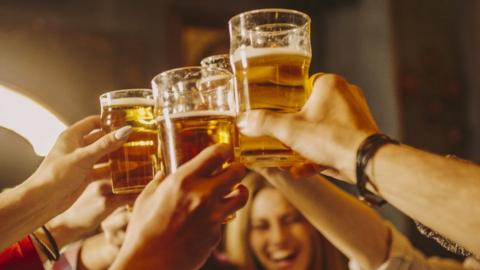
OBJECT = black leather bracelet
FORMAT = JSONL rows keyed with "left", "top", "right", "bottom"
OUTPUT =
{"left": 29, "top": 232, "right": 57, "bottom": 261}
{"left": 356, "top": 133, "right": 399, "bottom": 206}
{"left": 41, "top": 225, "right": 60, "bottom": 261}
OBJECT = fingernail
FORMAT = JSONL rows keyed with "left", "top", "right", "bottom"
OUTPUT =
{"left": 115, "top": 125, "right": 132, "bottom": 140}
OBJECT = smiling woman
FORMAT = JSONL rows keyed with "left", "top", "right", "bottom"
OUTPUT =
{"left": 225, "top": 173, "right": 348, "bottom": 270}
{"left": 0, "top": 83, "right": 67, "bottom": 156}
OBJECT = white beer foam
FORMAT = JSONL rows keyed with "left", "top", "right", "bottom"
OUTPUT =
{"left": 157, "top": 110, "right": 235, "bottom": 121}
{"left": 108, "top": 98, "right": 154, "bottom": 106}
{"left": 231, "top": 47, "right": 310, "bottom": 63}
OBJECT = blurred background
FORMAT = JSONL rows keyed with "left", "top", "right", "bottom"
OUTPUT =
{"left": 0, "top": 0, "right": 479, "bottom": 262}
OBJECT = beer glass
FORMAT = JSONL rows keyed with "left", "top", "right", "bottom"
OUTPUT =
{"left": 100, "top": 89, "right": 159, "bottom": 194}
{"left": 152, "top": 67, "right": 237, "bottom": 174}
{"left": 229, "top": 9, "right": 311, "bottom": 166}
{"left": 200, "top": 54, "right": 232, "bottom": 72}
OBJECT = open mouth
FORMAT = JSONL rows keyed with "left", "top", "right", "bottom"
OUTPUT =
{"left": 268, "top": 249, "right": 299, "bottom": 268}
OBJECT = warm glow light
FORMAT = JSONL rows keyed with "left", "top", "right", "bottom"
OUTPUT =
{"left": 0, "top": 84, "right": 67, "bottom": 156}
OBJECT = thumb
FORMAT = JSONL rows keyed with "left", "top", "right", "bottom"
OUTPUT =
{"left": 237, "top": 110, "right": 304, "bottom": 149}
{"left": 77, "top": 125, "right": 133, "bottom": 164}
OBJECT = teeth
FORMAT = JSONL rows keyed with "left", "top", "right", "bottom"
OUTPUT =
{"left": 271, "top": 250, "right": 294, "bottom": 261}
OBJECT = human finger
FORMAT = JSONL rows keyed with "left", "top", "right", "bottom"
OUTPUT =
{"left": 95, "top": 180, "right": 138, "bottom": 209}
{"left": 104, "top": 223, "right": 127, "bottom": 247}
{"left": 109, "top": 230, "right": 126, "bottom": 247}
{"left": 75, "top": 125, "right": 132, "bottom": 164}
{"left": 88, "top": 161, "right": 111, "bottom": 181}
{"left": 207, "top": 162, "right": 246, "bottom": 198}
{"left": 83, "top": 129, "right": 107, "bottom": 146}
{"left": 289, "top": 163, "right": 326, "bottom": 179}
{"left": 213, "top": 185, "right": 249, "bottom": 222}
{"left": 349, "top": 84, "right": 379, "bottom": 130}
{"left": 305, "top": 72, "right": 325, "bottom": 96}
{"left": 237, "top": 110, "right": 306, "bottom": 149}
{"left": 105, "top": 193, "right": 138, "bottom": 211}
{"left": 102, "top": 207, "right": 131, "bottom": 233}
{"left": 61, "top": 115, "right": 102, "bottom": 142}
{"left": 180, "top": 144, "right": 233, "bottom": 178}
{"left": 301, "top": 74, "right": 351, "bottom": 120}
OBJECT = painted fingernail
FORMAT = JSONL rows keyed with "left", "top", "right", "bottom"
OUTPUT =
{"left": 114, "top": 125, "right": 133, "bottom": 140}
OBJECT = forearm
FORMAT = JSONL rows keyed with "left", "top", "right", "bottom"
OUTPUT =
{"left": 23, "top": 216, "right": 78, "bottom": 265}
{"left": 0, "top": 174, "right": 63, "bottom": 250}
{"left": 260, "top": 169, "right": 389, "bottom": 269}
{"left": 368, "top": 144, "right": 480, "bottom": 254}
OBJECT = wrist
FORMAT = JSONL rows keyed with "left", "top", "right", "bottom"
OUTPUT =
{"left": 328, "top": 127, "right": 373, "bottom": 182}
{"left": 46, "top": 217, "right": 81, "bottom": 250}
{"left": 355, "top": 134, "right": 399, "bottom": 206}
{"left": 30, "top": 226, "right": 60, "bottom": 262}
{"left": 29, "top": 234, "right": 49, "bottom": 264}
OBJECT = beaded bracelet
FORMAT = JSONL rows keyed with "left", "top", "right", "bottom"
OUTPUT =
{"left": 356, "top": 133, "right": 399, "bottom": 206}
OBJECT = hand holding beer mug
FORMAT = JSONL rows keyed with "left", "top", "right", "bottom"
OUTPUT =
{"left": 152, "top": 67, "right": 237, "bottom": 174}
{"left": 100, "top": 89, "right": 159, "bottom": 194}
{"left": 229, "top": 9, "right": 311, "bottom": 166}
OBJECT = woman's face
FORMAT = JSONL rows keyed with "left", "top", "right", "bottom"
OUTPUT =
{"left": 249, "top": 188, "right": 315, "bottom": 270}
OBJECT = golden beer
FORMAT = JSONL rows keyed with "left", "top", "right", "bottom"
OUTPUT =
{"left": 101, "top": 97, "right": 159, "bottom": 194}
{"left": 232, "top": 48, "right": 311, "bottom": 165}
{"left": 158, "top": 111, "right": 236, "bottom": 174}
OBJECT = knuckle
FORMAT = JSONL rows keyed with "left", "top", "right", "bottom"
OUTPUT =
{"left": 323, "top": 74, "right": 349, "bottom": 89}
{"left": 94, "top": 183, "right": 109, "bottom": 196}
{"left": 98, "top": 181, "right": 112, "bottom": 194}
{"left": 255, "top": 110, "right": 269, "bottom": 125}
{"left": 275, "top": 114, "right": 298, "bottom": 141}
{"left": 249, "top": 110, "right": 271, "bottom": 137}
{"left": 102, "top": 219, "right": 113, "bottom": 230}
{"left": 94, "top": 186, "right": 104, "bottom": 196}
{"left": 58, "top": 129, "right": 71, "bottom": 140}
{"left": 99, "top": 197, "right": 108, "bottom": 208}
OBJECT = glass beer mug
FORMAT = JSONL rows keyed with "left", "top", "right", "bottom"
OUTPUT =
{"left": 100, "top": 89, "right": 159, "bottom": 194}
{"left": 152, "top": 67, "right": 237, "bottom": 174}
{"left": 229, "top": 8, "right": 312, "bottom": 166}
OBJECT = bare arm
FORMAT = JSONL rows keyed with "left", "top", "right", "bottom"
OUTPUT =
{"left": 0, "top": 116, "right": 129, "bottom": 250}
{"left": 367, "top": 144, "right": 480, "bottom": 255}
{"left": 255, "top": 168, "right": 390, "bottom": 270}
{"left": 0, "top": 177, "right": 62, "bottom": 251}
{"left": 240, "top": 73, "right": 480, "bottom": 256}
